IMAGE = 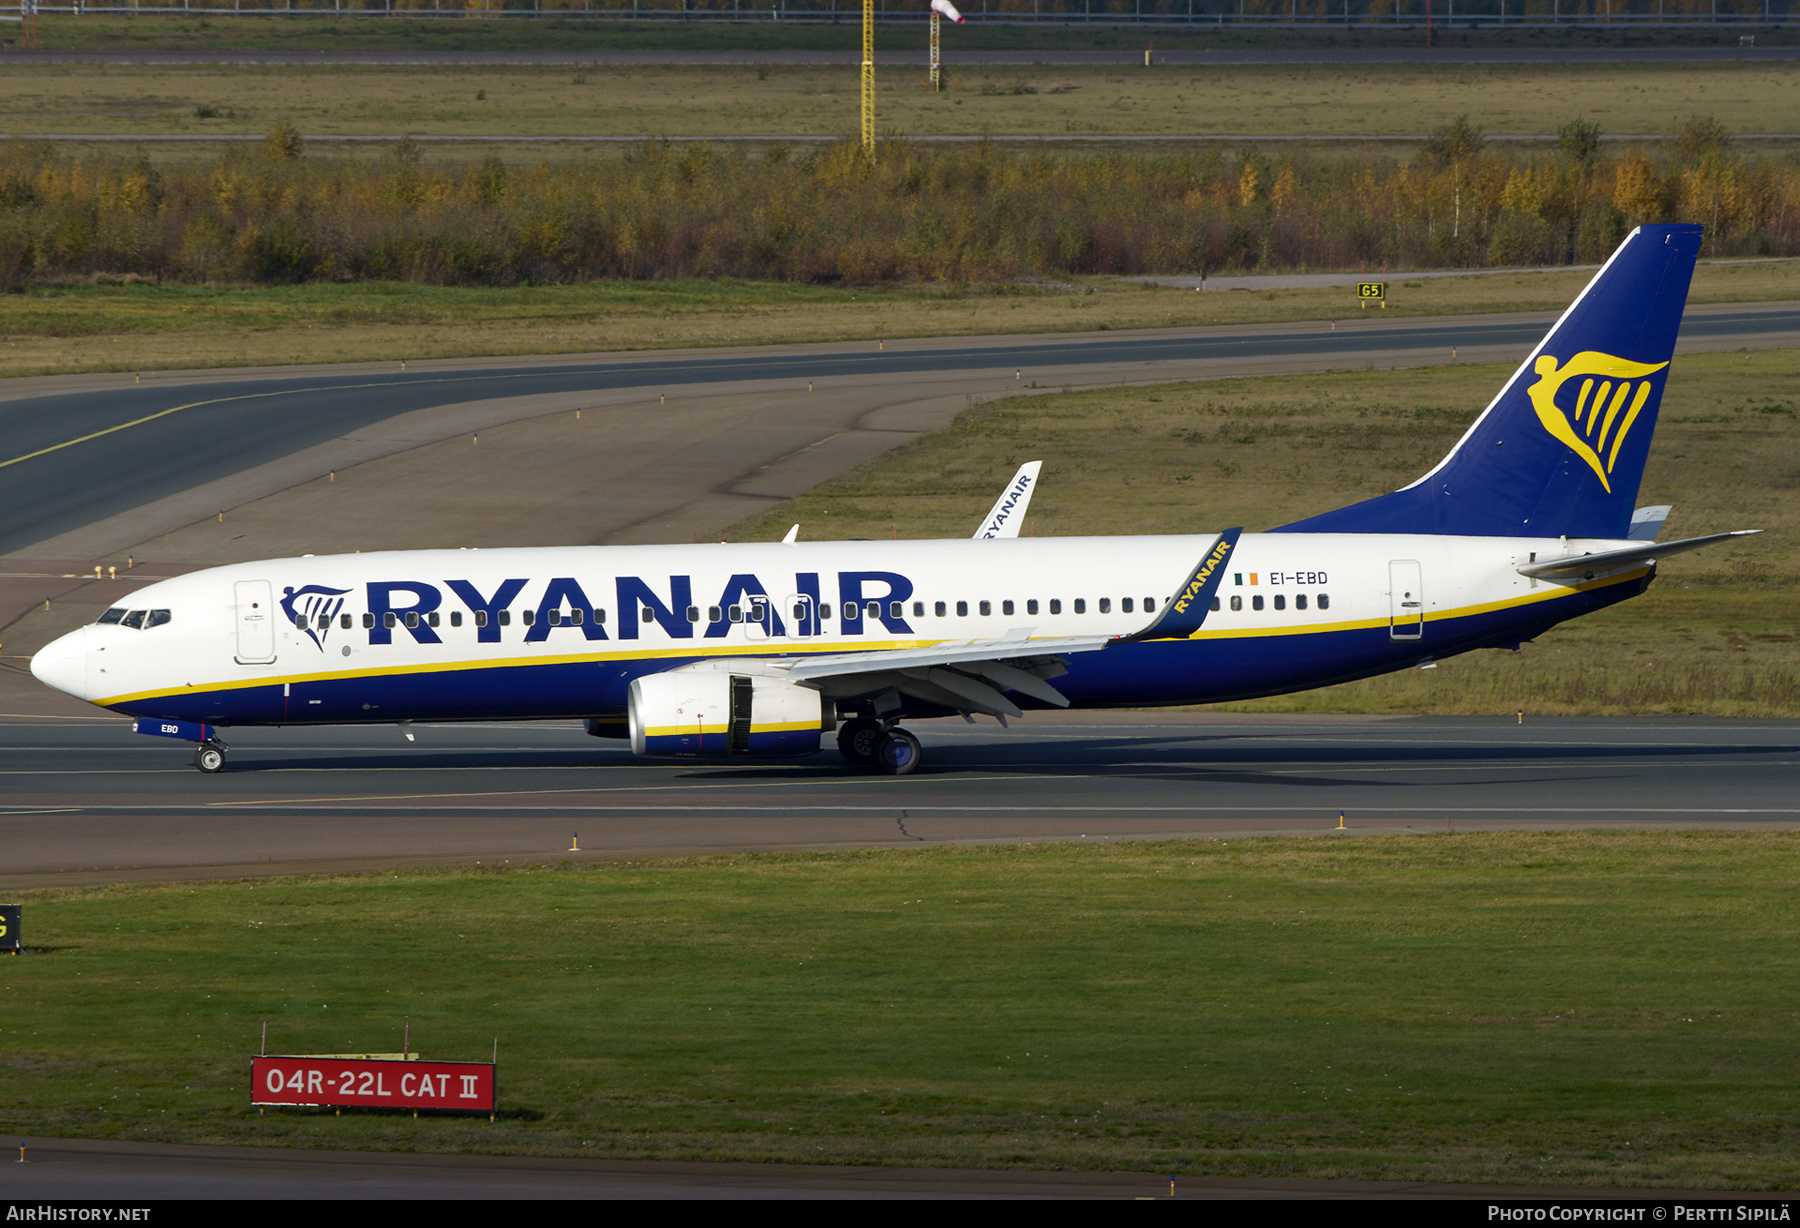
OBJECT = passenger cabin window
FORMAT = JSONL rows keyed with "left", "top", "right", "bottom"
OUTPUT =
{"left": 979, "top": 600, "right": 991, "bottom": 616}
{"left": 642, "top": 608, "right": 655, "bottom": 624}
{"left": 1027, "top": 599, "right": 1039, "bottom": 615}
{"left": 522, "top": 610, "right": 535, "bottom": 627}
{"left": 97, "top": 608, "right": 125, "bottom": 625}
{"left": 1050, "top": 599, "right": 1062, "bottom": 615}
{"left": 1296, "top": 595, "right": 1307, "bottom": 611}
{"left": 1318, "top": 594, "right": 1331, "bottom": 611}
{"left": 708, "top": 606, "right": 722, "bottom": 623}
{"left": 1230, "top": 595, "right": 1242, "bottom": 612}
{"left": 498, "top": 610, "right": 511, "bottom": 627}
{"left": 842, "top": 602, "right": 857, "bottom": 621}
{"left": 956, "top": 601, "right": 969, "bottom": 617}
{"left": 1098, "top": 598, "right": 1112, "bottom": 614}
{"left": 450, "top": 611, "right": 463, "bottom": 627}
{"left": 729, "top": 605, "right": 744, "bottom": 623}
{"left": 935, "top": 601, "right": 947, "bottom": 617}
{"left": 1252, "top": 595, "right": 1265, "bottom": 611}
{"left": 685, "top": 606, "right": 700, "bottom": 624}
{"left": 1210, "top": 598, "right": 1221, "bottom": 612}
{"left": 865, "top": 601, "right": 881, "bottom": 620}
{"left": 913, "top": 601, "right": 925, "bottom": 617}
{"left": 1002, "top": 600, "right": 1014, "bottom": 616}
{"left": 890, "top": 601, "right": 902, "bottom": 620}
{"left": 340, "top": 614, "right": 352, "bottom": 630}
{"left": 1273, "top": 595, "right": 1286, "bottom": 611}
{"left": 569, "top": 608, "right": 583, "bottom": 625}
{"left": 593, "top": 608, "right": 606, "bottom": 624}
{"left": 474, "top": 611, "right": 488, "bottom": 628}
{"left": 363, "top": 613, "right": 376, "bottom": 629}
{"left": 428, "top": 611, "right": 441, "bottom": 627}
{"left": 383, "top": 612, "right": 397, "bottom": 629}
{"left": 1121, "top": 598, "right": 1134, "bottom": 614}
{"left": 547, "top": 610, "right": 562, "bottom": 626}
{"left": 1145, "top": 597, "right": 1157, "bottom": 612}
{"left": 404, "top": 612, "right": 419, "bottom": 629}
{"left": 1074, "top": 599, "right": 1086, "bottom": 614}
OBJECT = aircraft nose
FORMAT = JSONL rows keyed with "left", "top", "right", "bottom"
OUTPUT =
{"left": 31, "top": 626, "right": 92, "bottom": 701}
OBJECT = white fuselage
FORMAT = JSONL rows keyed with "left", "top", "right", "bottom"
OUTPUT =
{"left": 33, "top": 531, "right": 1648, "bottom": 727}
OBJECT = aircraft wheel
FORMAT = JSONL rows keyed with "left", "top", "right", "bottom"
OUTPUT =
{"left": 193, "top": 743, "right": 226, "bottom": 774}
{"left": 837, "top": 718, "right": 883, "bottom": 765}
{"left": 875, "top": 728, "right": 922, "bottom": 776}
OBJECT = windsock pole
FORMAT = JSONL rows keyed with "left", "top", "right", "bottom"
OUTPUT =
{"left": 930, "top": 10, "right": 940, "bottom": 92}
{"left": 861, "top": 0, "right": 876, "bottom": 158}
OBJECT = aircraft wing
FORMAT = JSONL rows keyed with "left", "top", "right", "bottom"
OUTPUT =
{"left": 1516, "top": 530, "right": 1761, "bottom": 581}
{"left": 781, "top": 633, "right": 1112, "bottom": 717}
{"left": 972, "top": 461, "right": 1041, "bottom": 539}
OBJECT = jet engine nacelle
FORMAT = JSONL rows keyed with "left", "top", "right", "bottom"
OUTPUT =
{"left": 629, "top": 667, "right": 827, "bottom": 758}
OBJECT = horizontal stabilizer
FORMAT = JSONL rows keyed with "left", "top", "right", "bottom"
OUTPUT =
{"left": 1516, "top": 530, "right": 1760, "bottom": 581}
{"left": 1627, "top": 505, "right": 1671, "bottom": 542}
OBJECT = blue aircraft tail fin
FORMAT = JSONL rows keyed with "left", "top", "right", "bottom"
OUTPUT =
{"left": 1273, "top": 224, "right": 1702, "bottom": 540}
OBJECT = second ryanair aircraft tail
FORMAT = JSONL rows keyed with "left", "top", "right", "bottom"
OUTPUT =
{"left": 1275, "top": 223, "right": 1703, "bottom": 540}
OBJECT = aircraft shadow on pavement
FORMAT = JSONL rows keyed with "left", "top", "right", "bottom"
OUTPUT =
{"left": 155, "top": 731, "right": 1797, "bottom": 783}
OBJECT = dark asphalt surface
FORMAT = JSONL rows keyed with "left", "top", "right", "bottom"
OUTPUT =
{"left": 5, "top": 305, "right": 1796, "bottom": 557}
{"left": 15, "top": 46, "right": 1800, "bottom": 66}
{"left": 0, "top": 1133, "right": 1771, "bottom": 1201}
{"left": 3, "top": 715, "right": 1796, "bottom": 889}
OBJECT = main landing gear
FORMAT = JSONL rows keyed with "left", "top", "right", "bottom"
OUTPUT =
{"left": 192, "top": 739, "right": 228, "bottom": 774}
{"left": 836, "top": 717, "right": 922, "bottom": 776}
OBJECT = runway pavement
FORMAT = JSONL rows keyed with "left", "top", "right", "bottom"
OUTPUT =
{"left": 1, "top": 1133, "right": 1770, "bottom": 1200}
{"left": 4, "top": 302, "right": 1796, "bottom": 562}
{"left": 17, "top": 46, "right": 1800, "bottom": 67}
{"left": 2, "top": 713, "right": 1795, "bottom": 891}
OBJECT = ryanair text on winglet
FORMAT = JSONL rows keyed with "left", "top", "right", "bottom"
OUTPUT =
{"left": 1173, "top": 536, "right": 1234, "bottom": 616}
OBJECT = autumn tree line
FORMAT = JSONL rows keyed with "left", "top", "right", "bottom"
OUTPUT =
{"left": 0, "top": 117, "right": 1790, "bottom": 288}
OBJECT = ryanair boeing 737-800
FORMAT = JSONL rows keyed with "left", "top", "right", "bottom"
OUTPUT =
{"left": 30, "top": 224, "right": 1759, "bottom": 775}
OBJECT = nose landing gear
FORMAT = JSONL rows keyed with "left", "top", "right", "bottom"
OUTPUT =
{"left": 193, "top": 740, "right": 228, "bottom": 774}
{"left": 836, "top": 717, "right": 921, "bottom": 776}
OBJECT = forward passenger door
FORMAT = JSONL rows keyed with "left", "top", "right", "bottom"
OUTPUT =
{"left": 234, "top": 579, "right": 278, "bottom": 664}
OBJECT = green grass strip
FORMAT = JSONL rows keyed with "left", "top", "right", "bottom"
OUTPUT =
{"left": 6, "top": 831, "right": 1800, "bottom": 1187}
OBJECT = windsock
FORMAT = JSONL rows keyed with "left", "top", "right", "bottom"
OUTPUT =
{"left": 931, "top": 0, "right": 966, "bottom": 21}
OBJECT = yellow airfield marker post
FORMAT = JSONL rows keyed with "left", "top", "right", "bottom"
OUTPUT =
{"left": 861, "top": 0, "right": 875, "bottom": 158}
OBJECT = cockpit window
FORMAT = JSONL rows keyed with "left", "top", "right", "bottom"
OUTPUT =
{"left": 120, "top": 610, "right": 146, "bottom": 630}
{"left": 97, "top": 608, "right": 126, "bottom": 625}
{"left": 144, "top": 609, "right": 172, "bottom": 629}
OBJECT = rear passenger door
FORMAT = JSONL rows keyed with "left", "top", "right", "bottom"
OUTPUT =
{"left": 1388, "top": 561, "right": 1424, "bottom": 641}
{"left": 234, "top": 579, "right": 277, "bottom": 664}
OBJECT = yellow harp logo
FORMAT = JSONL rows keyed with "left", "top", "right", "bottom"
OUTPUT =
{"left": 1526, "top": 351, "right": 1669, "bottom": 493}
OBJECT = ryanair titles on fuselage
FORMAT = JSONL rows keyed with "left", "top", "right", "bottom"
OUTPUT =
{"left": 295, "top": 570, "right": 922, "bottom": 649}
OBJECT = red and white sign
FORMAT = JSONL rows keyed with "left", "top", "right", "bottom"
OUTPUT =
{"left": 252, "top": 1056, "right": 495, "bottom": 1111}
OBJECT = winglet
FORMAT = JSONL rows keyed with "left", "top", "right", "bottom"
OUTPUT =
{"left": 973, "top": 462, "right": 1042, "bottom": 539}
{"left": 1120, "top": 528, "right": 1243, "bottom": 642}
{"left": 782, "top": 524, "right": 799, "bottom": 545}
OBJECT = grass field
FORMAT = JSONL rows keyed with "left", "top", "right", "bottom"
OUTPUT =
{"left": 7, "top": 833, "right": 1800, "bottom": 1186}
{"left": 722, "top": 347, "right": 1800, "bottom": 717}
{"left": 4, "top": 60, "right": 1795, "bottom": 143}
{"left": 0, "top": 260, "right": 1790, "bottom": 380}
